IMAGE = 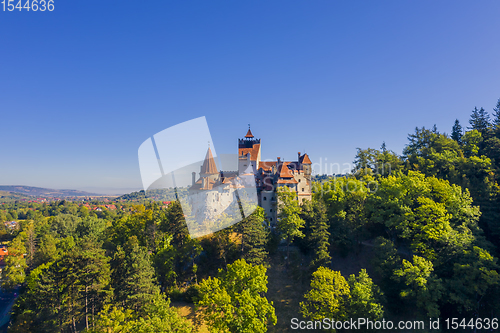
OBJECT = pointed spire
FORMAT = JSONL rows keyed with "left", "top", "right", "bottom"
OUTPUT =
{"left": 201, "top": 147, "right": 218, "bottom": 175}
{"left": 245, "top": 124, "right": 254, "bottom": 138}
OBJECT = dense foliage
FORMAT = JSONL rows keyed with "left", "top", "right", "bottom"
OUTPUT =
{"left": 1, "top": 99, "right": 499, "bottom": 331}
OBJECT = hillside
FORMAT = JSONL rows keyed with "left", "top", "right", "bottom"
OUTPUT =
{"left": 117, "top": 187, "right": 188, "bottom": 202}
{"left": 0, "top": 190, "right": 34, "bottom": 203}
{"left": 0, "top": 185, "right": 100, "bottom": 197}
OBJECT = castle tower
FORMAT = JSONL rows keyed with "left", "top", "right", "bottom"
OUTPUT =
{"left": 238, "top": 126, "right": 261, "bottom": 174}
{"left": 200, "top": 147, "right": 219, "bottom": 181}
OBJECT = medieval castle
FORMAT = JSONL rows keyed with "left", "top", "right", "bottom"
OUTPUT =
{"left": 188, "top": 128, "right": 312, "bottom": 225}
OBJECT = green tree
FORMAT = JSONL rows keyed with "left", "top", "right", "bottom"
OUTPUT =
{"left": 393, "top": 255, "right": 443, "bottom": 317}
{"left": 468, "top": 106, "right": 491, "bottom": 139}
{"left": 196, "top": 259, "right": 276, "bottom": 333}
{"left": 308, "top": 200, "right": 331, "bottom": 271}
{"left": 462, "top": 129, "right": 482, "bottom": 157}
{"left": 451, "top": 119, "right": 463, "bottom": 144}
{"left": 236, "top": 206, "right": 269, "bottom": 266}
{"left": 492, "top": 98, "right": 500, "bottom": 138}
{"left": 10, "top": 243, "right": 111, "bottom": 332}
{"left": 90, "top": 293, "right": 193, "bottom": 333}
{"left": 347, "top": 269, "right": 384, "bottom": 321}
{"left": 2, "top": 232, "right": 28, "bottom": 289}
{"left": 276, "top": 186, "right": 305, "bottom": 263}
{"left": 447, "top": 246, "right": 500, "bottom": 316}
{"left": 118, "top": 236, "right": 159, "bottom": 314}
{"left": 300, "top": 267, "right": 350, "bottom": 322}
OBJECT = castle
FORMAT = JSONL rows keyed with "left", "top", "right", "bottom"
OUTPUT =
{"left": 189, "top": 127, "right": 312, "bottom": 225}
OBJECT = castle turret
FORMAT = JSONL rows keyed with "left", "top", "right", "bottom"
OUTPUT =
{"left": 238, "top": 126, "right": 261, "bottom": 173}
{"left": 200, "top": 147, "right": 219, "bottom": 180}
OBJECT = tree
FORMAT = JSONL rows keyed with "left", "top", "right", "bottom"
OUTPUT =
{"left": 276, "top": 186, "right": 305, "bottom": 263}
{"left": 2, "top": 232, "right": 28, "bottom": 289}
{"left": 196, "top": 259, "right": 276, "bottom": 333}
{"left": 90, "top": 293, "right": 193, "bottom": 333}
{"left": 113, "top": 236, "right": 159, "bottom": 314}
{"left": 10, "top": 243, "right": 111, "bottom": 332}
{"left": 468, "top": 107, "right": 491, "bottom": 140}
{"left": 347, "top": 269, "right": 384, "bottom": 321}
{"left": 393, "top": 255, "right": 443, "bottom": 317}
{"left": 447, "top": 246, "right": 500, "bottom": 316}
{"left": 492, "top": 98, "right": 500, "bottom": 139}
{"left": 462, "top": 130, "right": 482, "bottom": 157}
{"left": 308, "top": 200, "right": 331, "bottom": 272}
{"left": 236, "top": 206, "right": 269, "bottom": 266}
{"left": 131, "top": 292, "right": 193, "bottom": 333}
{"left": 451, "top": 119, "right": 463, "bottom": 144}
{"left": 300, "top": 267, "right": 350, "bottom": 322}
{"left": 161, "top": 201, "right": 189, "bottom": 248}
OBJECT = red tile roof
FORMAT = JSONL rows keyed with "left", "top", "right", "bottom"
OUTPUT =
{"left": 300, "top": 153, "right": 312, "bottom": 164}
{"left": 277, "top": 179, "right": 298, "bottom": 184}
{"left": 245, "top": 129, "right": 254, "bottom": 138}
{"left": 279, "top": 162, "right": 295, "bottom": 178}
{"left": 239, "top": 144, "right": 260, "bottom": 161}
{"left": 201, "top": 147, "right": 218, "bottom": 175}
{"left": 260, "top": 161, "right": 276, "bottom": 171}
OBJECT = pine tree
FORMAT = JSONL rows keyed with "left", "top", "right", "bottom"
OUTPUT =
{"left": 468, "top": 107, "right": 491, "bottom": 137}
{"left": 237, "top": 206, "right": 269, "bottom": 266}
{"left": 308, "top": 200, "right": 331, "bottom": 272}
{"left": 493, "top": 98, "right": 500, "bottom": 138}
{"left": 451, "top": 119, "right": 463, "bottom": 143}
{"left": 113, "top": 236, "right": 159, "bottom": 315}
{"left": 161, "top": 201, "right": 189, "bottom": 247}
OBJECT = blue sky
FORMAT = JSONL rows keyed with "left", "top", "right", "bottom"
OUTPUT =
{"left": 1, "top": 1, "right": 499, "bottom": 194}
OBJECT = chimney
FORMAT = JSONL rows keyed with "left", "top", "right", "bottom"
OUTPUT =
{"left": 277, "top": 157, "right": 281, "bottom": 164}
{"left": 298, "top": 152, "right": 301, "bottom": 161}
{"left": 192, "top": 172, "right": 196, "bottom": 186}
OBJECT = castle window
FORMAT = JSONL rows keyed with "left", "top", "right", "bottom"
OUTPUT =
{"left": 270, "top": 209, "right": 273, "bottom": 212}
{"left": 270, "top": 218, "right": 273, "bottom": 221}
{"left": 302, "top": 188, "right": 304, "bottom": 192}
{"left": 299, "top": 179, "right": 301, "bottom": 182}
{"left": 263, "top": 196, "right": 266, "bottom": 201}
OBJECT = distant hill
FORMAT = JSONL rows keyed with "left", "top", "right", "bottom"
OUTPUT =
{"left": 118, "top": 187, "right": 188, "bottom": 202}
{"left": 0, "top": 190, "right": 34, "bottom": 203}
{"left": 0, "top": 185, "right": 101, "bottom": 198}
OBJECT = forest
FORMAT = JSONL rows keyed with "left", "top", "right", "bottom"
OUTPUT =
{"left": 1, "top": 99, "right": 500, "bottom": 332}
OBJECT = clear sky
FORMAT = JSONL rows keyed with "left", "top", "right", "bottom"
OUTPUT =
{"left": 1, "top": 1, "right": 499, "bottom": 194}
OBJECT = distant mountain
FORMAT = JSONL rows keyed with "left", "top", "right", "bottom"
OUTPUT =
{"left": 0, "top": 190, "right": 33, "bottom": 203}
{"left": 0, "top": 185, "right": 102, "bottom": 198}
